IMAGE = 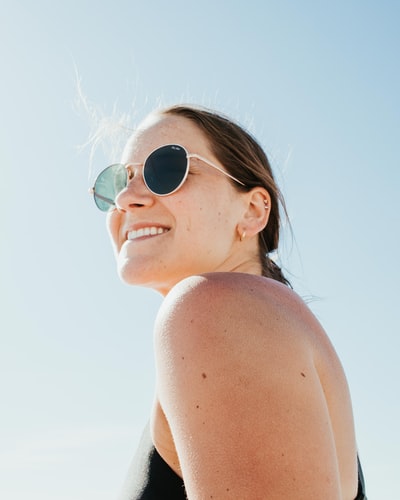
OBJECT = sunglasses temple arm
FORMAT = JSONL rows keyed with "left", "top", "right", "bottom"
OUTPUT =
{"left": 188, "top": 154, "right": 245, "bottom": 186}
{"left": 89, "top": 188, "right": 115, "bottom": 206}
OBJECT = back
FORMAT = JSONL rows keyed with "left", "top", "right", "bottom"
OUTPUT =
{"left": 153, "top": 272, "right": 359, "bottom": 499}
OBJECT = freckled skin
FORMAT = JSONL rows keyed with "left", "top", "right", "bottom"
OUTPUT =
{"left": 109, "top": 114, "right": 359, "bottom": 499}
{"left": 107, "top": 114, "right": 257, "bottom": 295}
{"left": 153, "top": 273, "right": 358, "bottom": 499}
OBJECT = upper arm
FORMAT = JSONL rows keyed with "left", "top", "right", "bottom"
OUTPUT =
{"left": 154, "top": 275, "right": 342, "bottom": 499}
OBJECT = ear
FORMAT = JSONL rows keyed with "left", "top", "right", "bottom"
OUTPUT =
{"left": 238, "top": 187, "right": 271, "bottom": 238}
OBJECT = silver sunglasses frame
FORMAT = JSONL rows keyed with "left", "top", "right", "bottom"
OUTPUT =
{"left": 90, "top": 144, "right": 246, "bottom": 209}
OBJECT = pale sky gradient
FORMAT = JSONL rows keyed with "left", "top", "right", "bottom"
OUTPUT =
{"left": 1, "top": 1, "right": 399, "bottom": 499}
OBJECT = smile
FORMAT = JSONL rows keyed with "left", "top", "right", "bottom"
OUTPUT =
{"left": 127, "top": 226, "right": 170, "bottom": 241}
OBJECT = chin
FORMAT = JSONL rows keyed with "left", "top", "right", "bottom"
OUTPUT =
{"left": 117, "top": 259, "right": 196, "bottom": 295}
{"left": 117, "top": 259, "right": 148, "bottom": 286}
{"left": 116, "top": 259, "right": 168, "bottom": 293}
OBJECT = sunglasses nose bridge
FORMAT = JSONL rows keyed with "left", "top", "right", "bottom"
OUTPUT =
{"left": 124, "top": 163, "right": 135, "bottom": 181}
{"left": 119, "top": 164, "right": 139, "bottom": 193}
{"left": 115, "top": 163, "right": 154, "bottom": 210}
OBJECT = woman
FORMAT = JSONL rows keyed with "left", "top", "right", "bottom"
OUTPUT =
{"left": 91, "top": 105, "right": 366, "bottom": 499}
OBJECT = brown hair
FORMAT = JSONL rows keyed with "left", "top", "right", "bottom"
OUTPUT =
{"left": 160, "top": 104, "right": 291, "bottom": 287}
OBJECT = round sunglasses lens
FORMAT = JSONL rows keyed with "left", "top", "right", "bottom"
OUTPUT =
{"left": 143, "top": 145, "right": 187, "bottom": 195}
{"left": 94, "top": 164, "right": 127, "bottom": 211}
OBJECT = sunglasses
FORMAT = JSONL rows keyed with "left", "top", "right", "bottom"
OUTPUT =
{"left": 90, "top": 144, "right": 246, "bottom": 211}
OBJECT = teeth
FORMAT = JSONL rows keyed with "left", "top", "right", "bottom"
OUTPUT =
{"left": 127, "top": 227, "right": 168, "bottom": 240}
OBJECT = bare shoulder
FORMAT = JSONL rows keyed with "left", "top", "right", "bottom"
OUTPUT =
{"left": 154, "top": 273, "right": 357, "bottom": 499}
{"left": 154, "top": 272, "right": 345, "bottom": 414}
{"left": 156, "top": 271, "right": 326, "bottom": 352}
{"left": 157, "top": 271, "right": 302, "bottom": 325}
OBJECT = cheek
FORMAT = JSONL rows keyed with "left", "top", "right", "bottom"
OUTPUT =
{"left": 177, "top": 199, "right": 234, "bottom": 246}
{"left": 176, "top": 199, "right": 211, "bottom": 234}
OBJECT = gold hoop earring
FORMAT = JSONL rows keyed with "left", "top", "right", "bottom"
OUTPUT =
{"left": 240, "top": 230, "right": 246, "bottom": 242}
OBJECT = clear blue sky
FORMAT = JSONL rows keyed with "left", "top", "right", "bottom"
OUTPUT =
{"left": 1, "top": 1, "right": 399, "bottom": 498}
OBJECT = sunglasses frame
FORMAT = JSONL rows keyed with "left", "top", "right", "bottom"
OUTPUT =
{"left": 90, "top": 144, "right": 246, "bottom": 211}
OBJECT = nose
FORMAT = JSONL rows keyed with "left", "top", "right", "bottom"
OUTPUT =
{"left": 114, "top": 165, "right": 155, "bottom": 211}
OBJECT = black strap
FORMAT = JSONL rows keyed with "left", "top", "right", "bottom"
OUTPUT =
{"left": 118, "top": 422, "right": 186, "bottom": 500}
{"left": 355, "top": 454, "right": 367, "bottom": 500}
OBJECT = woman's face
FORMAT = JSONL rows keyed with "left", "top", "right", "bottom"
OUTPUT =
{"left": 107, "top": 113, "right": 249, "bottom": 295}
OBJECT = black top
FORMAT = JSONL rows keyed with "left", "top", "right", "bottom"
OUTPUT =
{"left": 118, "top": 423, "right": 367, "bottom": 499}
{"left": 117, "top": 423, "right": 186, "bottom": 500}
